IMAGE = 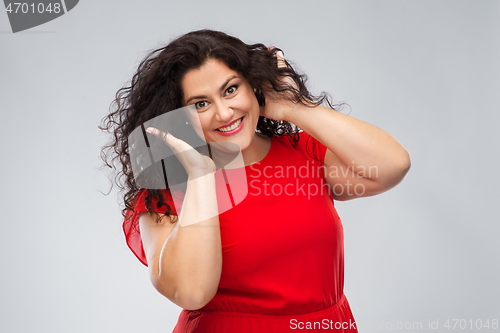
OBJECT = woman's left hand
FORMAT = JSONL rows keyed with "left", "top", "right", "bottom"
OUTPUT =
{"left": 259, "top": 47, "right": 301, "bottom": 122}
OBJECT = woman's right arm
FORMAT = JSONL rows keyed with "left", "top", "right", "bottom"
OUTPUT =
{"left": 138, "top": 129, "right": 222, "bottom": 310}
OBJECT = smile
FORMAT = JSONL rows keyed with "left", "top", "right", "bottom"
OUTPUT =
{"left": 215, "top": 117, "right": 244, "bottom": 135}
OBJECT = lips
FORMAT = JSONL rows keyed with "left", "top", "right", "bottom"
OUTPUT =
{"left": 215, "top": 117, "right": 243, "bottom": 131}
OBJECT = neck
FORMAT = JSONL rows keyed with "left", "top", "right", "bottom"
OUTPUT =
{"left": 241, "top": 133, "right": 271, "bottom": 166}
{"left": 208, "top": 133, "right": 271, "bottom": 168}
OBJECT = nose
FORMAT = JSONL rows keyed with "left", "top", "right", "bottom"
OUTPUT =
{"left": 214, "top": 100, "right": 234, "bottom": 123}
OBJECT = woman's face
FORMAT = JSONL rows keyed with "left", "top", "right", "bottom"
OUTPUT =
{"left": 181, "top": 59, "right": 260, "bottom": 153}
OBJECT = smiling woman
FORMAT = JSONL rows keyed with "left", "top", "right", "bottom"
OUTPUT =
{"left": 181, "top": 59, "right": 271, "bottom": 166}
{"left": 99, "top": 29, "right": 410, "bottom": 333}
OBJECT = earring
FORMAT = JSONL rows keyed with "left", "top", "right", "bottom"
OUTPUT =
{"left": 186, "top": 121, "right": 189, "bottom": 125}
{"left": 253, "top": 88, "right": 257, "bottom": 93}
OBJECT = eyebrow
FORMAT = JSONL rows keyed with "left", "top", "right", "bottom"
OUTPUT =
{"left": 185, "top": 75, "right": 239, "bottom": 105}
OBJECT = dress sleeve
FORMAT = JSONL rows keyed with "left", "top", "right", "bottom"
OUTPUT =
{"left": 297, "top": 131, "right": 335, "bottom": 202}
{"left": 122, "top": 188, "right": 178, "bottom": 266}
{"left": 298, "top": 130, "right": 328, "bottom": 165}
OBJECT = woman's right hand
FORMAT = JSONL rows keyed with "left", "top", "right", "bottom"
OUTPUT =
{"left": 146, "top": 127, "right": 215, "bottom": 178}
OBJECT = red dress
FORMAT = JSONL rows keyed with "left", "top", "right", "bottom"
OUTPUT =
{"left": 123, "top": 131, "right": 358, "bottom": 332}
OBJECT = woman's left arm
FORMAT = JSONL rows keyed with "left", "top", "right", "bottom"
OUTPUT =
{"left": 262, "top": 50, "right": 411, "bottom": 201}
{"left": 285, "top": 104, "right": 411, "bottom": 201}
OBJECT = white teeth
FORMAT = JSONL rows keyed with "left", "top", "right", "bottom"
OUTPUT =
{"left": 217, "top": 117, "right": 242, "bottom": 132}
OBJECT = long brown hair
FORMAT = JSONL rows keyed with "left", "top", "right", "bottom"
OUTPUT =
{"left": 99, "top": 29, "right": 344, "bottom": 223}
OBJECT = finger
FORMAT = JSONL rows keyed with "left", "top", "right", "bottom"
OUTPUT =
{"left": 145, "top": 127, "right": 170, "bottom": 143}
{"left": 275, "top": 50, "right": 286, "bottom": 69}
{"left": 144, "top": 127, "right": 214, "bottom": 179}
{"left": 268, "top": 46, "right": 286, "bottom": 69}
{"left": 146, "top": 127, "right": 196, "bottom": 158}
{"left": 145, "top": 127, "right": 180, "bottom": 151}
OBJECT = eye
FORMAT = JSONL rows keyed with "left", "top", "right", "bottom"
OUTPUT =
{"left": 225, "top": 85, "right": 238, "bottom": 96}
{"left": 194, "top": 100, "right": 209, "bottom": 110}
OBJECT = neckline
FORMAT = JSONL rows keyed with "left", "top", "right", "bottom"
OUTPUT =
{"left": 245, "top": 135, "right": 274, "bottom": 168}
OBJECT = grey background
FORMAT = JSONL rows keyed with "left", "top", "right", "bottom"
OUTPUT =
{"left": 1, "top": 0, "right": 498, "bottom": 332}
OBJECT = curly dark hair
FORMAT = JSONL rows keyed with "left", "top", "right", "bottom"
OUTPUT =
{"left": 99, "top": 29, "right": 345, "bottom": 224}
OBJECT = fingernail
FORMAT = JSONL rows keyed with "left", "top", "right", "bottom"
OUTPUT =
{"left": 146, "top": 128, "right": 153, "bottom": 134}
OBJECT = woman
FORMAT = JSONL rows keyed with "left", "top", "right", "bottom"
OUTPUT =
{"left": 100, "top": 29, "right": 410, "bottom": 332}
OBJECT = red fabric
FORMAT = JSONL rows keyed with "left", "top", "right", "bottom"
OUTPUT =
{"left": 123, "top": 187, "right": 178, "bottom": 266}
{"left": 123, "top": 131, "right": 357, "bottom": 332}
